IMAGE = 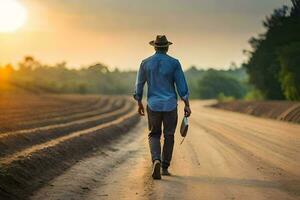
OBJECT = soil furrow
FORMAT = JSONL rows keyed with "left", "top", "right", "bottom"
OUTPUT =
{"left": 0, "top": 95, "right": 100, "bottom": 120}
{"left": 0, "top": 110, "right": 140, "bottom": 200}
{"left": 0, "top": 100, "right": 134, "bottom": 156}
{"left": 11, "top": 97, "right": 118, "bottom": 131}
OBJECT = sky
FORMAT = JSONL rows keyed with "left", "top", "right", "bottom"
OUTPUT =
{"left": 0, "top": 0, "right": 291, "bottom": 70}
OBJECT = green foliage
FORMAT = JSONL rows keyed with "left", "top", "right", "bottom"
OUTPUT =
{"left": 196, "top": 71, "right": 247, "bottom": 99}
{"left": 185, "top": 66, "right": 249, "bottom": 99}
{"left": 5, "top": 57, "right": 136, "bottom": 95}
{"left": 244, "top": 1, "right": 300, "bottom": 100}
{"left": 1, "top": 56, "right": 252, "bottom": 100}
{"left": 278, "top": 43, "right": 300, "bottom": 100}
{"left": 217, "top": 93, "right": 235, "bottom": 102}
{"left": 244, "top": 89, "right": 265, "bottom": 101}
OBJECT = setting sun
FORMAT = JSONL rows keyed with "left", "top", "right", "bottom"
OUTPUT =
{"left": 0, "top": 0, "right": 27, "bottom": 33}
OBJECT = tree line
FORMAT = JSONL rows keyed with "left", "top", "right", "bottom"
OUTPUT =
{"left": 0, "top": 56, "right": 136, "bottom": 95}
{"left": 243, "top": 0, "right": 300, "bottom": 101}
{"left": 0, "top": 56, "right": 250, "bottom": 100}
{"left": 185, "top": 66, "right": 251, "bottom": 100}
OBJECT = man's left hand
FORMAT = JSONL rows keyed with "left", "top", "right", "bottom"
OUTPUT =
{"left": 184, "top": 105, "right": 191, "bottom": 117}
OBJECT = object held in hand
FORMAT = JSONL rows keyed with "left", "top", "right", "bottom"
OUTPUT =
{"left": 180, "top": 116, "right": 189, "bottom": 144}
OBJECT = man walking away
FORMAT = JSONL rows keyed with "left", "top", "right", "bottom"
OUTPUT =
{"left": 134, "top": 35, "right": 191, "bottom": 180}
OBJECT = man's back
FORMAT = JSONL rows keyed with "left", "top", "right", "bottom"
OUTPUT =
{"left": 135, "top": 52, "right": 189, "bottom": 112}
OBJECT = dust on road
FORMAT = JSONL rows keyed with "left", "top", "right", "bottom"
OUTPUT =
{"left": 31, "top": 101, "right": 300, "bottom": 200}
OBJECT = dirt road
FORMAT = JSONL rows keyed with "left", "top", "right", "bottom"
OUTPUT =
{"left": 31, "top": 101, "right": 300, "bottom": 200}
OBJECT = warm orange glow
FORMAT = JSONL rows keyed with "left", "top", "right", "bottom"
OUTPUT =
{"left": 0, "top": 0, "right": 27, "bottom": 33}
{"left": 0, "top": 1, "right": 290, "bottom": 70}
{"left": 0, "top": 65, "right": 13, "bottom": 82}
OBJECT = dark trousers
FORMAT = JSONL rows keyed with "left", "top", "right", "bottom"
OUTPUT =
{"left": 147, "top": 106, "right": 178, "bottom": 169}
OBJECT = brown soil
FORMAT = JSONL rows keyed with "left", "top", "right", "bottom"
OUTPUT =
{"left": 0, "top": 94, "right": 140, "bottom": 200}
{"left": 30, "top": 101, "right": 300, "bottom": 200}
{"left": 212, "top": 100, "right": 300, "bottom": 124}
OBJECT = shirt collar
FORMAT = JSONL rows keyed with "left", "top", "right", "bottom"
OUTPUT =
{"left": 155, "top": 51, "right": 167, "bottom": 55}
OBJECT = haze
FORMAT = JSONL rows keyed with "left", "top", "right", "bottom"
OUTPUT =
{"left": 0, "top": 0, "right": 290, "bottom": 70}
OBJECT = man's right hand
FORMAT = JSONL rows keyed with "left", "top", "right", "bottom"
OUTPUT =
{"left": 138, "top": 101, "right": 145, "bottom": 116}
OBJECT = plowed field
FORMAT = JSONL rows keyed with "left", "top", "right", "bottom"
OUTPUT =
{"left": 0, "top": 94, "right": 139, "bottom": 200}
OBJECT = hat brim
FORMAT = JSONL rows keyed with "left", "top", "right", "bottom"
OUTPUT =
{"left": 149, "top": 41, "right": 173, "bottom": 47}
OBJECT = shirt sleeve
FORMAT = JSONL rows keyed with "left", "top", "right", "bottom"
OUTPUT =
{"left": 174, "top": 60, "right": 189, "bottom": 101}
{"left": 133, "top": 61, "right": 146, "bottom": 101}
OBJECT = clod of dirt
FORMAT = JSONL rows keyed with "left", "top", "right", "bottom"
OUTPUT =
{"left": 81, "top": 186, "right": 90, "bottom": 190}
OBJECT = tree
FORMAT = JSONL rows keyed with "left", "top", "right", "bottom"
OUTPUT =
{"left": 291, "top": 0, "right": 300, "bottom": 16}
{"left": 244, "top": 1, "right": 300, "bottom": 100}
{"left": 197, "top": 71, "right": 246, "bottom": 99}
{"left": 279, "top": 43, "right": 300, "bottom": 100}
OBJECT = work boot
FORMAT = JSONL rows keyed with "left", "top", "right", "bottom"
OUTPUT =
{"left": 152, "top": 160, "right": 161, "bottom": 180}
{"left": 161, "top": 168, "right": 171, "bottom": 176}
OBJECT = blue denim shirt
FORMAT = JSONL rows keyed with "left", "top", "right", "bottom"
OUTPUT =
{"left": 134, "top": 52, "right": 189, "bottom": 112}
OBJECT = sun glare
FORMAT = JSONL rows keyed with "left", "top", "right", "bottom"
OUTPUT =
{"left": 0, "top": 0, "right": 27, "bottom": 33}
